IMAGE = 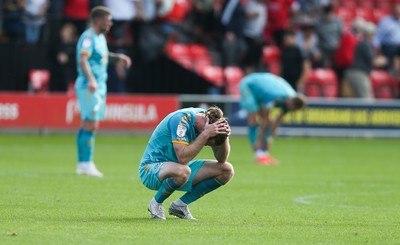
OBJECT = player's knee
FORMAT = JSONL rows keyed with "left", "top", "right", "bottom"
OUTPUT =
{"left": 82, "top": 121, "right": 99, "bottom": 132}
{"left": 220, "top": 162, "right": 234, "bottom": 182}
{"left": 175, "top": 165, "right": 191, "bottom": 183}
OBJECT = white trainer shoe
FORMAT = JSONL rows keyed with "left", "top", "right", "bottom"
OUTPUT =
{"left": 168, "top": 202, "right": 196, "bottom": 220}
{"left": 76, "top": 162, "right": 103, "bottom": 177}
{"left": 148, "top": 199, "right": 166, "bottom": 220}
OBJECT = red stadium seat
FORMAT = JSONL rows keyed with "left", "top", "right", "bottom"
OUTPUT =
{"left": 357, "top": 0, "right": 374, "bottom": 8}
{"left": 335, "top": 7, "right": 356, "bottom": 23}
{"left": 175, "top": 57, "right": 193, "bottom": 69}
{"left": 165, "top": 42, "right": 189, "bottom": 59}
{"left": 262, "top": 45, "right": 280, "bottom": 75}
{"left": 187, "top": 44, "right": 209, "bottom": 58}
{"left": 160, "top": 0, "right": 192, "bottom": 22}
{"left": 375, "top": 0, "right": 393, "bottom": 8}
{"left": 305, "top": 83, "right": 322, "bottom": 97}
{"left": 305, "top": 71, "right": 322, "bottom": 97}
{"left": 356, "top": 8, "right": 374, "bottom": 22}
{"left": 306, "top": 69, "right": 338, "bottom": 98}
{"left": 224, "top": 66, "right": 243, "bottom": 85}
{"left": 224, "top": 66, "right": 243, "bottom": 95}
{"left": 373, "top": 8, "right": 391, "bottom": 23}
{"left": 197, "top": 65, "right": 224, "bottom": 87}
{"left": 28, "top": 69, "right": 50, "bottom": 93}
{"left": 370, "top": 70, "right": 398, "bottom": 99}
{"left": 262, "top": 45, "right": 280, "bottom": 63}
{"left": 193, "top": 57, "right": 213, "bottom": 72}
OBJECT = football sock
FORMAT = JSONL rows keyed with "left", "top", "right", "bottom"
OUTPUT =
{"left": 248, "top": 125, "right": 258, "bottom": 146}
{"left": 77, "top": 128, "right": 95, "bottom": 163}
{"left": 154, "top": 178, "right": 180, "bottom": 204}
{"left": 262, "top": 127, "right": 271, "bottom": 151}
{"left": 180, "top": 178, "right": 226, "bottom": 205}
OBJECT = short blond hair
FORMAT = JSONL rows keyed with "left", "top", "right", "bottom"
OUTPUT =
{"left": 90, "top": 6, "right": 111, "bottom": 21}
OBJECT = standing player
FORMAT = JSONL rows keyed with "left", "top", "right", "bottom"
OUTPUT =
{"left": 139, "top": 107, "right": 234, "bottom": 220}
{"left": 75, "top": 6, "right": 131, "bottom": 177}
{"left": 239, "top": 72, "right": 306, "bottom": 165}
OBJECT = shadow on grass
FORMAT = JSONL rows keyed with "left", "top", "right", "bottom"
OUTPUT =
{"left": 66, "top": 215, "right": 200, "bottom": 224}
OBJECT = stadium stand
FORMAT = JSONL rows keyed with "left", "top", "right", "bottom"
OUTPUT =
{"left": 370, "top": 70, "right": 399, "bottom": 99}
{"left": 0, "top": 0, "right": 399, "bottom": 98}
{"left": 262, "top": 45, "right": 281, "bottom": 75}
{"left": 224, "top": 66, "right": 244, "bottom": 95}
{"left": 305, "top": 68, "right": 338, "bottom": 98}
{"left": 28, "top": 69, "right": 50, "bottom": 93}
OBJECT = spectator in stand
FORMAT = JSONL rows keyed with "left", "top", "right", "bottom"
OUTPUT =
{"left": 393, "top": 48, "right": 400, "bottom": 99}
{"left": 104, "top": 0, "right": 135, "bottom": 46}
{"left": 373, "top": 3, "right": 400, "bottom": 69}
{"left": 47, "top": 0, "right": 64, "bottom": 44}
{"left": 187, "top": 0, "right": 215, "bottom": 44}
{"left": 157, "top": 0, "right": 191, "bottom": 42}
{"left": 242, "top": 0, "right": 267, "bottom": 74}
{"left": 2, "top": 0, "right": 25, "bottom": 42}
{"left": 23, "top": 0, "right": 49, "bottom": 44}
{"left": 63, "top": 0, "right": 90, "bottom": 34}
{"left": 315, "top": 2, "right": 343, "bottom": 68}
{"left": 132, "top": 0, "right": 163, "bottom": 63}
{"left": 344, "top": 21, "right": 387, "bottom": 99}
{"left": 219, "top": 0, "right": 246, "bottom": 67}
{"left": 296, "top": 0, "right": 320, "bottom": 19}
{"left": 49, "top": 23, "right": 77, "bottom": 92}
{"left": 295, "top": 19, "right": 322, "bottom": 68}
{"left": 264, "top": 0, "right": 293, "bottom": 46}
{"left": 280, "top": 29, "right": 311, "bottom": 92}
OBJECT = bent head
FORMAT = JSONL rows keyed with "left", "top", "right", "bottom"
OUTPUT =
{"left": 195, "top": 106, "right": 228, "bottom": 146}
{"left": 286, "top": 95, "right": 307, "bottom": 112}
{"left": 90, "top": 6, "right": 113, "bottom": 34}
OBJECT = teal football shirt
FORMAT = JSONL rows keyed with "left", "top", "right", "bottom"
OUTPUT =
{"left": 239, "top": 73, "right": 296, "bottom": 112}
{"left": 140, "top": 108, "right": 205, "bottom": 166}
{"left": 75, "top": 28, "right": 109, "bottom": 91}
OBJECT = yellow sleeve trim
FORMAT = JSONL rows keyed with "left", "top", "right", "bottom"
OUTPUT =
{"left": 172, "top": 140, "right": 189, "bottom": 145}
{"left": 80, "top": 51, "right": 91, "bottom": 57}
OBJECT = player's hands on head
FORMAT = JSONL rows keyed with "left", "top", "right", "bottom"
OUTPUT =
{"left": 222, "top": 118, "right": 231, "bottom": 136}
{"left": 204, "top": 117, "right": 230, "bottom": 138}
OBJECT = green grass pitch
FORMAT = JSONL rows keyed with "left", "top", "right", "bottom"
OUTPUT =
{"left": 0, "top": 134, "right": 399, "bottom": 244}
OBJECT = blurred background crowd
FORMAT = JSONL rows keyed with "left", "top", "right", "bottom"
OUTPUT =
{"left": 0, "top": 0, "right": 399, "bottom": 99}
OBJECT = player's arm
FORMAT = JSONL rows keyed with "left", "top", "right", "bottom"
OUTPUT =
{"left": 211, "top": 119, "right": 231, "bottom": 163}
{"left": 255, "top": 107, "right": 272, "bottom": 150}
{"left": 78, "top": 54, "right": 97, "bottom": 92}
{"left": 173, "top": 119, "right": 228, "bottom": 165}
{"left": 270, "top": 111, "right": 287, "bottom": 137}
{"left": 109, "top": 52, "right": 132, "bottom": 68}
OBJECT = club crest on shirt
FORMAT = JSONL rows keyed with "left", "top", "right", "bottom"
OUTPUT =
{"left": 83, "top": 38, "right": 91, "bottom": 48}
{"left": 177, "top": 124, "right": 187, "bottom": 138}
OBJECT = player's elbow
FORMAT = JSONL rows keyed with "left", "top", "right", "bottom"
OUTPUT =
{"left": 176, "top": 155, "right": 190, "bottom": 165}
{"left": 78, "top": 58, "right": 86, "bottom": 68}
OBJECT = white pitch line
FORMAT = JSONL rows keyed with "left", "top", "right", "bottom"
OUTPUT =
{"left": 293, "top": 192, "right": 399, "bottom": 210}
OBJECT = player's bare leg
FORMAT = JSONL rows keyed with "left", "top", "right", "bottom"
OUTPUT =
{"left": 148, "top": 162, "right": 191, "bottom": 220}
{"left": 169, "top": 160, "right": 234, "bottom": 219}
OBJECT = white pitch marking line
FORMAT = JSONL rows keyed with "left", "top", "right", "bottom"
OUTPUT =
{"left": 293, "top": 192, "right": 399, "bottom": 210}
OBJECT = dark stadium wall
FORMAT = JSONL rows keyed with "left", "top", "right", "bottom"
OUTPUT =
{"left": 127, "top": 55, "right": 213, "bottom": 94}
{"left": 0, "top": 44, "right": 50, "bottom": 91}
{"left": 0, "top": 43, "right": 214, "bottom": 94}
